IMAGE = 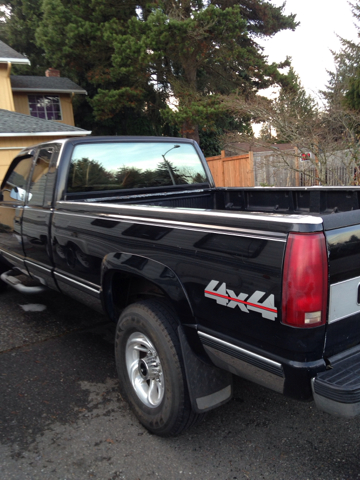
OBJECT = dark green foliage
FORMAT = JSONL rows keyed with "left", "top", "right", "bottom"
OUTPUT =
{"left": 344, "top": 68, "right": 360, "bottom": 110}
{"left": 1, "top": 0, "right": 299, "bottom": 144}
{"left": 324, "top": 1, "right": 360, "bottom": 111}
{"left": 104, "top": 0, "right": 298, "bottom": 141}
{"left": 34, "top": 0, "right": 168, "bottom": 135}
{"left": 199, "top": 115, "right": 251, "bottom": 156}
{"left": 0, "top": 0, "right": 47, "bottom": 75}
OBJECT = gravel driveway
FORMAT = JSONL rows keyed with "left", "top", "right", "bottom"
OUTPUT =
{"left": 1, "top": 287, "right": 359, "bottom": 480}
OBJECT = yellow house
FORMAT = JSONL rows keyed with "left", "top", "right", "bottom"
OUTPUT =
{"left": 11, "top": 71, "right": 88, "bottom": 126}
{"left": 0, "top": 40, "right": 91, "bottom": 182}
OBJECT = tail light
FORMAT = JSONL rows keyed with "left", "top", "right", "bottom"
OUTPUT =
{"left": 282, "top": 232, "right": 328, "bottom": 328}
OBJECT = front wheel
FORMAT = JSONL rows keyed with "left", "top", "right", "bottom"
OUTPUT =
{"left": 115, "top": 299, "right": 201, "bottom": 436}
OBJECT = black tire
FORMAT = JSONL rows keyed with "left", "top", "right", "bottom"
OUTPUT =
{"left": 115, "top": 299, "right": 201, "bottom": 437}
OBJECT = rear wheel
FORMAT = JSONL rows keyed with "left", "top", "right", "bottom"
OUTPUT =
{"left": 115, "top": 299, "right": 201, "bottom": 436}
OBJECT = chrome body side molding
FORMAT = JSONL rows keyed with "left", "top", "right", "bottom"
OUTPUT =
{"left": 198, "top": 331, "right": 284, "bottom": 394}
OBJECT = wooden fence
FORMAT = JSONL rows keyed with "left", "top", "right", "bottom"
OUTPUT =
{"left": 252, "top": 148, "right": 298, "bottom": 187}
{"left": 206, "top": 150, "right": 254, "bottom": 187}
{"left": 207, "top": 148, "right": 357, "bottom": 188}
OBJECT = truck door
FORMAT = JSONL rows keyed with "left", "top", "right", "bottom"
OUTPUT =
{"left": 22, "top": 144, "right": 60, "bottom": 290}
{"left": 0, "top": 153, "right": 34, "bottom": 271}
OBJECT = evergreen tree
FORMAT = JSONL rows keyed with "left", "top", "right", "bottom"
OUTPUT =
{"left": 0, "top": 0, "right": 47, "bottom": 75}
{"left": 324, "top": 1, "right": 360, "bottom": 110}
{"left": 35, "top": 0, "right": 169, "bottom": 135}
{"left": 95, "top": 0, "right": 298, "bottom": 143}
{"left": 271, "top": 68, "right": 318, "bottom": 143}
{"left": 1, "top": 0, "right": 299, "bottom": 144}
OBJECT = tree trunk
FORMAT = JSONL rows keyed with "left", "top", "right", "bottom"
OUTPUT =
{"left": 181, "top": 120, "right": 200, "bottom": 145}
{"left": 180, "top": 61, "right": 200, "bottom": 144}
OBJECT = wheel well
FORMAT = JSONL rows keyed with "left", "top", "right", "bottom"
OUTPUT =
{"left": 104, "top": 270, "right": 165, "bottom": 322}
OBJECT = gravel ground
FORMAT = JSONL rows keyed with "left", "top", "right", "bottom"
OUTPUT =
{"left": 1, "top": 286, "right": 360, "bottom": 480}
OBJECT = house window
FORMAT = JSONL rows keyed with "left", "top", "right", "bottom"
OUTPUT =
{"left": 28, "top": 95, "right": 62, "bottom": 121}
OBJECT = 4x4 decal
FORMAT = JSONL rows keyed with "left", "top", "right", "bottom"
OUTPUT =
{"left": 204, "top": 280, "right": 277, "bottom": 321}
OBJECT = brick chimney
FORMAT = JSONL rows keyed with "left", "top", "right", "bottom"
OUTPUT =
{"left": 45, "top": 68, "right": 60, "bottom": 77}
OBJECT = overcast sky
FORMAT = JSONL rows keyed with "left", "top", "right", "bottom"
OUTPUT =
{"left": 259, "top": 0, "right": 359, "bottom": 96}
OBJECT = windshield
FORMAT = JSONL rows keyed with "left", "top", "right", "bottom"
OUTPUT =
{"left": 67, "top": 142, "right": 208, "bottom": 193}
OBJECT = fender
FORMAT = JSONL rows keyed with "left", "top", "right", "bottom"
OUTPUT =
{"left": 101, "top": 251, "right": 194, "bottom": 326}
{"left": 101, "top": 251, "right": 233, "bottom": 413}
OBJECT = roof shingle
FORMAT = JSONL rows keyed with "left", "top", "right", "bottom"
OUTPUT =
{"left": 0, "top": 109, "right": 91, "bottom": 136}
{"left": 0, "top": 40, "right": 30, "bottom": 64}
{"left": 10, "top": 75, "right": 87, "bottom": 94}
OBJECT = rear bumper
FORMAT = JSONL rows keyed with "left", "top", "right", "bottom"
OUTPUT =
{"left": 198, "top": 330, "right": 325, "bottom": 400}
{"left": 312, "top": 346, "right": 360, "bottom": 417}
{"left": 198, "top": 331, "right": 360, "bottom": 417}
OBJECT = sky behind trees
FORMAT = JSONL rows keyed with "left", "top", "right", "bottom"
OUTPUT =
{"left": 259, "top": 0, "right": 359, "bottom": 95}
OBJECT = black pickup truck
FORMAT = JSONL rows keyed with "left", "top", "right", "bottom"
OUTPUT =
{"left": 1, "top": 136, "right": 360, "bottom": 436}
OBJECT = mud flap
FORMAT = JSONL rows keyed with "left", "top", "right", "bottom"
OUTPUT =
{"left": 178, "top": 326, "right": 233, "bottom": 413}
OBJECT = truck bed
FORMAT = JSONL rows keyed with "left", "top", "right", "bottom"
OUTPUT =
{"left": 66, "top": 185, "right": 360, "bottom": 218}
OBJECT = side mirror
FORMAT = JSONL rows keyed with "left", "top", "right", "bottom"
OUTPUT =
{"left": 10, "top": 187, "right": 26, "bottom": 201}
{"left": 8, "top": 186, "right": 30, "bottom": 202}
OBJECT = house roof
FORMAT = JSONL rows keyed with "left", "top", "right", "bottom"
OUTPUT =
{"left": 10, "top": 76, "right": 87, "bottom": 95}
{"left": 0, "top": 40, "right": 31, "bottom": 65}
{"left": 0, "top": 109, "right": 91, "bottom": 137}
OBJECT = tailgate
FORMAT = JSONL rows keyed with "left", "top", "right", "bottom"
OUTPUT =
{"left": 313, "top": 216, "right": 360, "bottom": 417}
{"left": 325, "top": 223, "right": 360, "bottom": 357}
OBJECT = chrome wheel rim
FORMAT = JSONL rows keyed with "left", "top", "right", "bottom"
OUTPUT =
{"left": 125, "top": 332, "right": 165, "bottom": 408}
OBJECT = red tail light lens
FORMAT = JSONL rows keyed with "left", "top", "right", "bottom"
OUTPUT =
{"left": 282, "top": 232, "right": 328, "bottom": 328}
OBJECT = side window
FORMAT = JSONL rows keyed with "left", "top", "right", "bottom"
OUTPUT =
{"left": 27, "top": 147, "right": 53, "bottom": 206}
{"left": 1, "top": 156, "right": 34, "bottom": 202}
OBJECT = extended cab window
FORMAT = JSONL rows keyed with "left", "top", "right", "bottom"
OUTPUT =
{"left": 67, "top": 142, "right": 208, "bottom": 193}
{"left": 27, "top": 147, "right": 53, "bottom": 206}
{"left": 1, "top": 156, "right": 34, "bottom": 202}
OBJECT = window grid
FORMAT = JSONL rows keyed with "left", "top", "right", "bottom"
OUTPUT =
{"left": 28, "top": 95, "right": 62, "bottom": 121}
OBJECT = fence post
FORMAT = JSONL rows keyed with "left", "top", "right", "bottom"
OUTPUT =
{"left": 294, "top": 147, "right": 300, "bottom": 186}
{"left": 221, "top": 150, "right": 225, "bottom": 184}
{"left": 248, "top": 151, "right": 254, "bottom": 186}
